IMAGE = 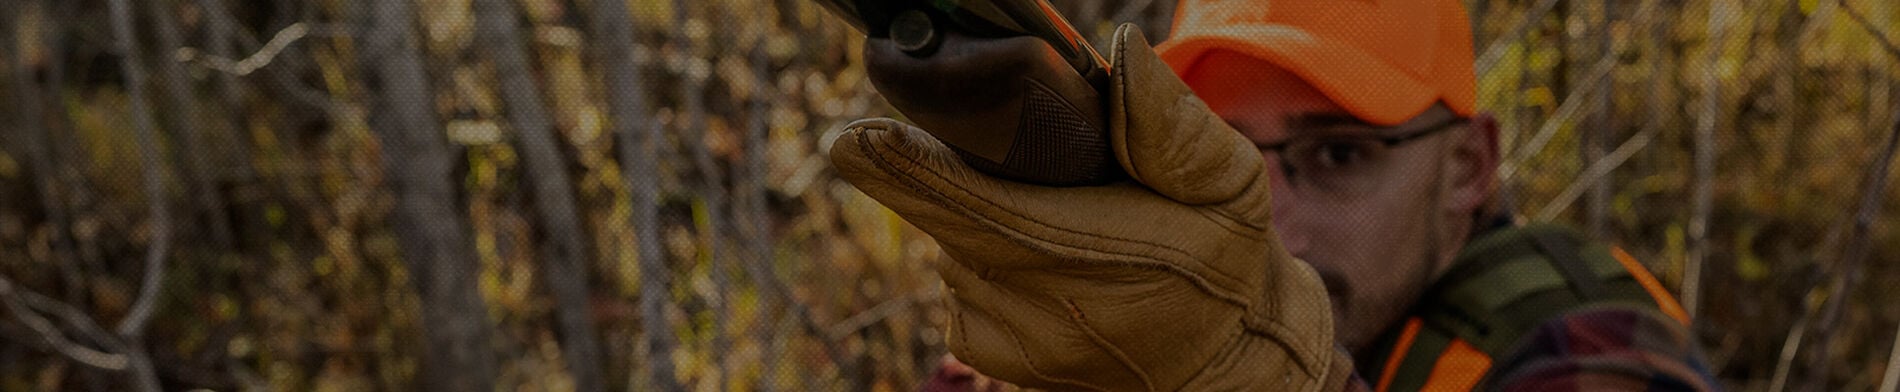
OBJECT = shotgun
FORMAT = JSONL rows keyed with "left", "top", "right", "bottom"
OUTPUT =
{"left": 814, "top": 0, "right": 1121, "bottom": 186}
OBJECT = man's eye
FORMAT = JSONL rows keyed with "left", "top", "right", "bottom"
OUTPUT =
{"left": 1311, "top": 141, "right": 1370, "bottom": 169}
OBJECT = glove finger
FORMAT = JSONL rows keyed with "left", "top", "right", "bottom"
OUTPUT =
{"left": 1106, "top": 24, "right": 1274, "bottom": 225}
{"left": 828, "top": 117, "right": 1038, "bottom": 275}
{"left": 829, "top": 118, "right": 1266, "bottom": 297}
{"left": 1102, "top": 25, "right": 1340, "bottom": 376}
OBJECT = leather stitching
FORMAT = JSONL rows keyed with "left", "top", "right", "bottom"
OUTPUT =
{"left": 953, "top": 261, "right": 1115, "bottom": 392}
{"left": 994, "top": 309, "right": 1114, "bottom": 392}
{"left": 851, "top": 125, "right": 1258, "bottom": 307}
{"left": 1065, "top": 297, "right": 1159, "bottom": 391}
{"left": 1177, "top": 325, "right": 1253, "bottom": 387}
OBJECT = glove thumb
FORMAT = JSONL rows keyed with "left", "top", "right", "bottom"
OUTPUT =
{"left": 1108, "top": 24, "right": 1272, "bottom": 217}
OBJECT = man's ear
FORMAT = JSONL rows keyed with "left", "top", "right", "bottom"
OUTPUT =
{"left": 1442, "top": 113, "right": 1499, "bottom": 216}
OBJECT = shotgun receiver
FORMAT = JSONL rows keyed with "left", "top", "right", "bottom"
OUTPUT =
{"left": 814, "top": 0, "right": 1121, "bottom": 186}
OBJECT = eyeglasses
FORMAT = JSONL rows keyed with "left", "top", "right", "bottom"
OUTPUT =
{"left": 1255, "top": 116, "right": 1467, "bottom": 197}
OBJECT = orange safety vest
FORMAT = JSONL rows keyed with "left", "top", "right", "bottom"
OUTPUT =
{"left": 1360, "top": 224, "right": 1690, "bottom": 392}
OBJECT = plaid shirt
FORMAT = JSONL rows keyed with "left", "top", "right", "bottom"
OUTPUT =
{"left": 1331, "top": 306, "right": 1719, "bottom": 392}
{"left": 1476, "top": 306, "right": 1721, "bottom": 391}
{"left": 925, "top": 294, "right": 1720, "bottom": 392}
{"left": 923, "top": 306, "right": 1719, "bottom": 392}
{"left": 925, "top": 218, "right": 1721, "bottom": 391}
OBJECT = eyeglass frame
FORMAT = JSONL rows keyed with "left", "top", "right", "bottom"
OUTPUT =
{"left": 1252, "top": 115, "right": 1470, "bottom": 194}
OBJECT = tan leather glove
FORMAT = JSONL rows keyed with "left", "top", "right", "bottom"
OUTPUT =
{"left": 831, "top": 25, "right": 1354, "bottom": 391}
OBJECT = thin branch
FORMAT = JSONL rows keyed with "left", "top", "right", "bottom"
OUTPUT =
{"left": 1582, "top": 1, "right": 1619, "bottom": 238}
{"left": 1498, "top": 56, "right": 1615, "bottom": 184}
{"left": 1496, "top": 0, "right": 1667, "bottom": 186}
{"left": 1799, "top": 0, "right": 1900, "bottom": 379}
{"left": 1478, "top": 0, "right": 1662, "bottom": 73}
{"left": 1805, "top": 91, "right": 1900, "bottom": 392}
{"left": 1769, "top": 305, "right": 1815, "bottom": 392}
{"left": 0, "top": 277, "right": 129, "bottom": 371}
{"left": 2, "top": 272, "right": 160, "bottom": 390}
{"left": 174, "top": 23, "right": 310, "bottom": 76}
{"left": 1843, "top": 111, "right": 1900, "bottom": 292}
{"left": 15, "top": 286, "right": 116, "bottom": 342}
{"left": 1795, "top": 0, "right": 1841, "bottom": 44}
{"left": 1475, "top": 0, "right": 1561, "bottom": 74}
{"left": 1536, "top": 129, "right": 1656, "bottom": 221}
{"left": 824, "top": 288, "right": 941, "bottom": 341}
{"left": 1837, "top": 0, "right": 1900, "bottom": 62}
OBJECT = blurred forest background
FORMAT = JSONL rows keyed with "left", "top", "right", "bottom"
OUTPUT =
{"left": 0, "top": 0, "right": 1897, "bottom": 391}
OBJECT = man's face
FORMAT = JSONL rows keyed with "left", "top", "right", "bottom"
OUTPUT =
{"left": 1186, "top": 51, "right": 1495, "bottom": 353}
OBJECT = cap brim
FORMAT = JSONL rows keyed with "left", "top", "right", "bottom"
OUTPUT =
{"left": 1157, "top": 25, "right": 1438, "bottom": 126}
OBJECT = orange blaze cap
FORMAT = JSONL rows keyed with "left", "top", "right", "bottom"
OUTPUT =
{"left": 1155, "top": 0, "right": 1478, "bottom": 126}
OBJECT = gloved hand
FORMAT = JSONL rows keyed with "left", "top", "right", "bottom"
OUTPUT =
{"left": 831, "top": 24, "right": 1353, "bottom": 391}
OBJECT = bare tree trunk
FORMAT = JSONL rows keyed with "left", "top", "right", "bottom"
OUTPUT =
{"left": 736, "top": 33, "right": 785, "bottom": 392}
{"left": 6, "top": 0, "right": 80, "bottom": 302}
{"left": 1639, "top": 0, "right": 1680, "bottom": 274}
{"left": 1684, "top": 0, "right": 1729, "bottom": 322}
{"left": 195, "top": 0, "right": 260, "bottom": 185}
{"left": 1762, "top": 15, "right": 1814, "bottom": 388}
{"left": 359, "top": 0, "right": 499, "bottom": 390}
{"left": 673, "top": 1, "right": 732, "bottom": 387}
{"left": 149, "top": 0, "right": 235, "bottom": 248}
{"left": 103, "top": 0, "right": 171, "bottom": 390}
{"left": 470, "top": 0, "right": 606, "bottom": 390}
{"left": 1583, "top": 1, "right": 1616, "bottom": 239}
{"left": 579, "top": 0, "right": 681, "bottom": 389}
{"left": 30, "top": 0, "right": 107, "bottom": 311}
{"left": 1498, "top": 9, "right": 1539, "bottom": 212}
{"left": 198, "top": 0, "right": 246, "bottom": 112}
{"left": 718, "top": 13, "right": 862, "bottom": 383}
